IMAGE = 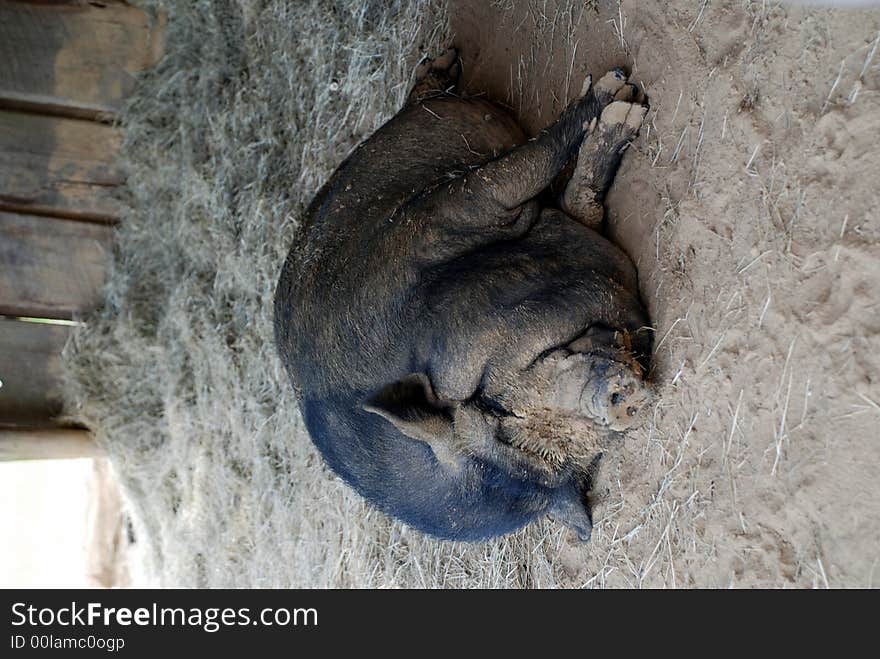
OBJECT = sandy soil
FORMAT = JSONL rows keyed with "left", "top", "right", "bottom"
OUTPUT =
{"left": 451, "top": 0, "right": 880, "bottom": 586}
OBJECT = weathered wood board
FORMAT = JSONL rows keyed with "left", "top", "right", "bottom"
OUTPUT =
{"left": 0, "top": 0, "right": 164, "bottom": 119}
{"left": 0, "top": 318, "right": 71, "bottom": 426}
{"left": 0, "top": 211, "right": 112, "bottom": 319}
{"left": 0, "top": 110, "right": 124, "bottom": 220}
{"left": 0, "top": 1, "right": 164, "bottom": 438}
{"left": 0, "top": 428, "right": 99, "bottom": 461}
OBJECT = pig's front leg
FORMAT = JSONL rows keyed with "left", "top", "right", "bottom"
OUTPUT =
{"left": 562, "top": 88, "right": 648, "bottom": 228}
{"left": 470, "top": 69, "right": 634, "bottom": 210}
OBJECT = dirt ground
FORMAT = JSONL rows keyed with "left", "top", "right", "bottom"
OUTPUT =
{"left": 450, "top": 0, "right": 880, "bottom": 586}
{"left": 66, "top": 0, "right": 879, "bottom": 588}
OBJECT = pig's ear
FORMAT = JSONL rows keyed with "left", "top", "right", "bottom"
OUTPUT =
{"left": 362, "top": 373, "right": 459, "bottom": 465}
{"left": 548, "top": 477, "right": 594, "bottom": 543}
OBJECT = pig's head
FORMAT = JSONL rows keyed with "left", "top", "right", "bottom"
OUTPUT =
{"left": 360, "top": 328, "right": 651, "bottom": 540}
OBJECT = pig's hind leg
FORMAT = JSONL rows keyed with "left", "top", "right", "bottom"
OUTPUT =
{"left": 561, "top": 87, "right": 648, "bottom": 228}
{"left": 466, "top": 69, "right": 633, "bottom": 211}
{"left": 407, "top": 48, "right": 461, "bottom": 105}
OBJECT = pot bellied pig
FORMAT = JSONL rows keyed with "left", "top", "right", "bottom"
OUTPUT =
{"left": 274, "top": 50, "right": 653, "bottom": 541}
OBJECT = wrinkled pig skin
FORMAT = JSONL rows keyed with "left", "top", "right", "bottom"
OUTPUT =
{"left": 274, "top": 54, "right": 652, "bottom": 542}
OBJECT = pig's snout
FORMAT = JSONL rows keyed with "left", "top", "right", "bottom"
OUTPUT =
{"left": 581, "top": 355, "right": 649, "bottom": 431}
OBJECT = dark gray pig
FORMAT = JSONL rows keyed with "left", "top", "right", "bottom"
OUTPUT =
{"left": 274, "top": 50, "right": 652, "bottom": 541}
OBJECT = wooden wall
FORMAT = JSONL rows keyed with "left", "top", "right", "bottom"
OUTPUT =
{"left": 0, "top": 0, "right": 163, "bottom": 458}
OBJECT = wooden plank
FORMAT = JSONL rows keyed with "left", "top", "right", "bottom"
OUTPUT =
{"left": 0, "top": 110, "right": 124, "bottom": 220}
{"left": 0, "top": 428, "right": 99, "bottom": 461}
{"left": 86, "top": 458, "right": 131, "bottom": 586}
{"left": 0, "top": 0, "right": 164, "bottom": 119}
{"left": 0, "top": 211, "right": 112, "bottom": 319}
{"left": 0, "top": 318, "right": 70, "bottom": 425}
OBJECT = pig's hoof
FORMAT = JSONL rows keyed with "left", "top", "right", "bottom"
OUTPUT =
{"left": 586, "top": 69, "right": 647, "bottom": 125}
{"left": 597, "top": 100, "right": 648, "bottom": 143}
{"left": 614, "top": 82, "right": 641, "bottom": 103}
{"left": 593, "top": 68, "right": 629, "bottom": 104}
{"left": 408, "top": 48, "right": 461, "bottom": 104}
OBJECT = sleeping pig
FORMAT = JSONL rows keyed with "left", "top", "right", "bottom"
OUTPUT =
{"left": 274, "top": 49, "right": 652, "bottom": 541}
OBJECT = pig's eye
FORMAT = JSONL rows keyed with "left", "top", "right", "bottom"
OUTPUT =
{"left": 473, "top": 393, "right": 516, "bottom": 418}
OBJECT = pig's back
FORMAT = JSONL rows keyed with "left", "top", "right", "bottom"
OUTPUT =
{"left": 276, "top": 96, "right": 525, "bottom": 391}
{"left": 305, "top": 96, "right": 525, "bottom": 236}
